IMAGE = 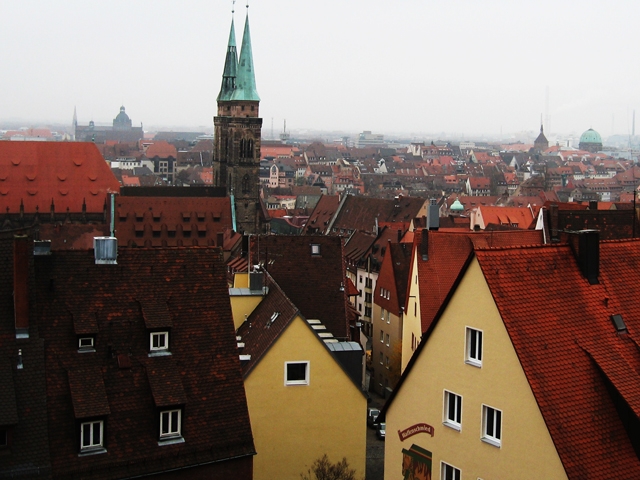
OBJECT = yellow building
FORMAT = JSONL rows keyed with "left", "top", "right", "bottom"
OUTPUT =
{"left": 235, "top": 272, "right": 367, "bottom": 480}
{"left": 382, "top": 234, "right": 640, "bottom": 479}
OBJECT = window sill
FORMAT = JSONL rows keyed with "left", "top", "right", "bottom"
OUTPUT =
{"left": 481, "top": 436, "right": 501, "bottom": 448}
{"left": 78, "top": 447, "right": 107, "bottom": 457}
{"left": 443, "top": 421, "right": 461, "bottom": 432}
{"left": 465, "top": 359, "right": 482, "bottom": 368}
{"left": 78, "top": 348, "right": 96, "bottom": 354}
{"left": 158, "top": 436, "right": 185, "bottom": 446}
{"left": 148, "top": 351, "right": 172, "bottom": 357}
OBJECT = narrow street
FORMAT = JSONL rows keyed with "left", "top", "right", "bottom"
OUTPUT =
{"left": 366, "top": 390, "right": 386, "bottom": 480}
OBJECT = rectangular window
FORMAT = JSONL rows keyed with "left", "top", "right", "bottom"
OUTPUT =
{"left": 150, "top": 332, "right": 169, "bottom": 352}
{"left": 160, "top": 409, "right": 181, "bottom": 438}
{"left": 379, "top": 352, "right": 383, "bottom": 365}
{"left": 381, "top": 308, "right": 386, "bottom": 320}
{"left": 441, "top": 462, "right": 461, "bottom": 480}
{"left": 466, "top": 327, "right": 483, "bottom": 367}
{"left": 380, "top": 330, "right": 384, "bottom": 343}
{"left": 386, "top": 310, "right": 390, "bottom": 323}
{"left": 482, "top": 405, "right": 502, "bottom": 447}
{"left": 80, "top": 420, "right": 103, "bottom": 451}
{"left": 443, "top": 391, "right": 462, "bottom": 430}
{"left": 285, "top": 361, "right": 309, "bottom": 385}
{"left": 385, "top": 356, "right": 390, "bottom": 369}
{"left": 385, "top": 333, "right": 390, "bottom": 346}
{"left": 365, "top": 292, "right": 372, "bottom": 303}
{"left": 78, "top": 336, "right": 94, "bottom": 350}
{"left": 0, "top": 428, "right": 8, "bottom": 448}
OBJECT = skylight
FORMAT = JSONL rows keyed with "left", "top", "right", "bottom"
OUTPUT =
{"left": 611, "top": 314, "right": 627, "bottom": 332}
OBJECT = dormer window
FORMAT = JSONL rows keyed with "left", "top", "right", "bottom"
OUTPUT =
{"left": 311, "top": 244, "right": 321, "bottom": 256}
{"left": 150, "top": 331, "right": 169, "bottom": 353}
{"left": 160, "top": 409, "right": 182, "bottom": 440}
{"left": 80, "top": 420, "right": 105, "bottom": 453}
{"left": 78, "top": 336, "right": 95, "bottom": 352}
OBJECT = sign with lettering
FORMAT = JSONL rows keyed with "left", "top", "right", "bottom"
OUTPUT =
{"left": 398, "top": 423, "right": 434, "bottom": 441}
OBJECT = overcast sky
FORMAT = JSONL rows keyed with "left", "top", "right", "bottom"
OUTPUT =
{"left": 1, "top": 0, "right": 638, "bottom": 139}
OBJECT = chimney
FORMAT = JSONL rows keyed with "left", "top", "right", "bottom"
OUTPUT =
{"left": 569, "top": 230, "right": 599, "bottom": 285}
{"left": 427, "top": 199, "right": 439, "bottom": 230}
{"left": 14, "top": 235, "right": 29, "bottom": 339}
{"left": 421, "top": 229, "right": 429, "bottom": 261}
{"left": 549, "top": 204, "right": 560, "bottom": 242}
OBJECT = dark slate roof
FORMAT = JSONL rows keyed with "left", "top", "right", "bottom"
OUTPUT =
{"left": 301, "top": 195, "right": 340, "bottom": 235}
{"left": 249, "top": 235, "right": 351, "bottom": 340}
{"left": 0, "top": 232, "right": 51, "bottom": 478}
{"left": 34, "top": 247, "right": 254, "bottom": 479}
{"left": 236, "top": 274, "right": 300, "bottom": 376}
{"left": 330, "top": 195, "right": 425, "bottom": 236}
{"left": 68, "top": 367, "right": 111, "bottom": 418}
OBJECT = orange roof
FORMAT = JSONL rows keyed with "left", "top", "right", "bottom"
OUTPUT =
{"left": 0, "top": 141, "right": 120, "bottom": 214}
{"left": 476, "top": 240, "right": 640, "bottom": 478}
{"left": 475, "top": 205, "right": 535, "bottom": 228}
{"left": 144, "top": 141, "right": 177, "bottom": 158}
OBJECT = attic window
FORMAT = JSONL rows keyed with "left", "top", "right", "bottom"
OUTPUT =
{"left": 78, "top": 336, "right": 95, "bottom": 352}
{"left": 311, "top": 244, "right": 321, "bottom": 256}
{"left": 611, "top": 314, "right": 627, "bottom": 332}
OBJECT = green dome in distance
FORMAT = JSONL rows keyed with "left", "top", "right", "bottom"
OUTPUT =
{"left": 579, "top": 128, "right": 602, "bottom": 144}
{"left": 450, "top": 199, "right": 464, "bottom": 212}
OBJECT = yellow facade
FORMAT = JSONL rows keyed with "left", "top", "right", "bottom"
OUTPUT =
{"left": 401, "top": 253, "right": 421, "bottom": 372}
{"left": 229, "top": 272, "right": 264, "bottom": 329}
{"left": 245, "top": 315, "right": 367, "bottom": 480}
{"left": 385, "top": 259, "right": 567, "bottom": 480}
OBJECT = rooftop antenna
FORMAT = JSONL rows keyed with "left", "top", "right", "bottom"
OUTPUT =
{"left": 232, "top": 0, "right": 235, "bottom": 14}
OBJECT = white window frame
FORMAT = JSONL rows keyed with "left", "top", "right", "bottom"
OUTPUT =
{"left": 150, "top": 331, "right": 169, "bottom": 352}
{"left": 78, "top": 336, "right": 95, "bottom": 351}
{"left": 160, "top": 409, "right": 182, "bottom": 439}
{"left": 481, "top": 404, "right": 502, "bottom": 447}
{"left": 441, "top": 461, "right": 461, "bottom": 480}
{"left": 80, "top": 420, "right": 104, "bottom": 451}
{"left": 465, "top": 327, "right": 483, "bottom": 367}
{"left": 380, "top": 330, "right": 384, "bottom": 343}
{"left": 385, "top": 333, "right": 390, "bottom": 346}
{"left": 284, "top": 361, "right": 309, "bottom": 386}
{"left": 443, "top": 390, "right": 462, "bottom": 431}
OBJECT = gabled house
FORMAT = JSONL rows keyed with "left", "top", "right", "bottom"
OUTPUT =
{"left": 466, "top": 176, "right": 491, "bottom": 196}
{"left": 371, "top": 241, "right": 412, "bottom": 397}
{"left": 249, "top": 235, "right": 355, "bottom": 341}
{"left": 381, "top": 233, "right": 640, "bottom": 479}
{"left": 469, "top": 205, "right": 536, "bottom": 230}
{"left": 234, "top": 271, "right": 366, "bottom": 480}
{"left": 401, "top": 229, "right": 545, "bottom": 371}
{"left": 10, "top": 241, "right": 255, "bottom": 479}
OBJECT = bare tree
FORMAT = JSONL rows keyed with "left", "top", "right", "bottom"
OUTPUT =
{"left": 300, "top": 454, "right": 359, "bottom": 480}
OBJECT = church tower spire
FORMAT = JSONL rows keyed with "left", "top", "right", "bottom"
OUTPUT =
{"left": 217, "top": 17, "right": 238, "bottom": 102}
{"left": 231, "top": 12, "right": 260, "bottom": 102}
{"left": 213, "top": 5, "right": 263, "bottom": 235}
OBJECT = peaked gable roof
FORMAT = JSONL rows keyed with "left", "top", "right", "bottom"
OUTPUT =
{"left": 476, "top": 240, "right": 640, "bottom": 478}
{"left": 249, "top": 235, "right": 351, "bottom": 339}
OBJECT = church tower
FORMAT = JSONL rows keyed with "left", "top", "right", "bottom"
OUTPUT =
{"left": 213, "top": 9, "right": 263, "bottom": 235}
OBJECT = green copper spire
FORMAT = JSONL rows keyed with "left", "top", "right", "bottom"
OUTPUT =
{"left": 231, "top": 12, "right": 260, "bottom": 102}
{"left": 217, "top": 18, "right": 238, "bottom": 102}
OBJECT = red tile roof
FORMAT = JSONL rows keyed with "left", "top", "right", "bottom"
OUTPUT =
{"left": 476, "top": 239, "right": 640, "bottom": 478}
{"left": 0, "top": 141, "right": 120, "bottom": 214}
{"left": 144, "top": 141, "right": 177, "bottom": 158}
{"left": 413, "top": 229, "right": 545, "bottom": 332}
{"left": 115, "top": 196, "right": 232, "bottom": 247}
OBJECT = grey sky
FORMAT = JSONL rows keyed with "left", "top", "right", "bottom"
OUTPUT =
{"left": 1, "top": 0, "right": 638, "bottom": 139}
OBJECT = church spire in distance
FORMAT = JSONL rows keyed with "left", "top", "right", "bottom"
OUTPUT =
{"left": 217, "top": 5, "right": 238, "bottom": 102}
{"left": 231, "top": 4, "right": 260, "bottom": 102}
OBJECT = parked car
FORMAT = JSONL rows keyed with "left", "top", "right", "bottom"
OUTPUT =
{"left": 376, "top": 422, "right": 386, "bottom": 440}
{"left": 367, "top": 408, "right": 380, "bottom": 428}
